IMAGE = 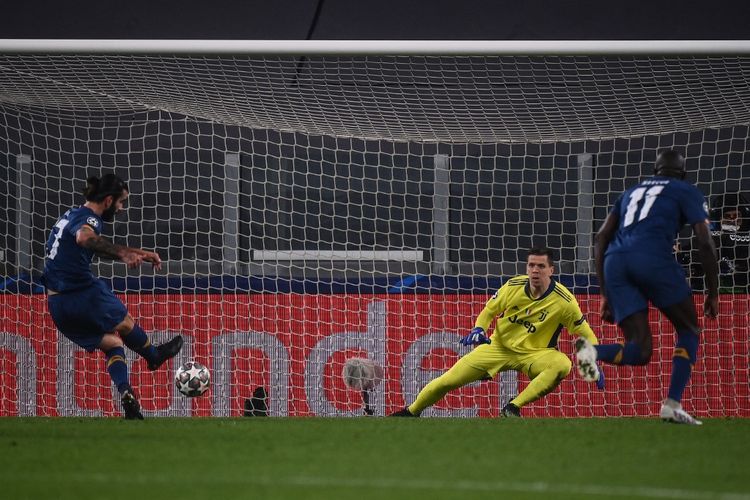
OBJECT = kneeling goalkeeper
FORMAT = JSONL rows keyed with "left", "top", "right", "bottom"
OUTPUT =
{"left": 391, "top": 247, "right": 602, "bottom": 418}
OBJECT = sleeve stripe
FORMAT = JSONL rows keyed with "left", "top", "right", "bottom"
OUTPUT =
{"left": 552, "top": 288, "right": 572, "bottom": 302}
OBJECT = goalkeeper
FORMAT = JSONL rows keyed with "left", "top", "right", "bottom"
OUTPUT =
{"left": 391, "top": 247, "right": 601, "bottom": 418}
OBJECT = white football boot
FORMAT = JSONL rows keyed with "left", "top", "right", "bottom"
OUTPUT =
{"left": 574, "top": 338, "right": 600, "bottom": 382}
{"left": 660, "top": 399, "right": 702, "bottom": 425}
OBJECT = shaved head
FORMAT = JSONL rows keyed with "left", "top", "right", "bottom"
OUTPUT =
{"left": 654, "top": 150, "right": 686, "bottom": 179}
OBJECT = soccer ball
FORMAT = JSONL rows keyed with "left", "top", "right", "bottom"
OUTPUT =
{"left": 341, "top": 357, "right": 383, "bottom": 391}
{"left": 174, "top": 361, "right": 211, "bottom": 397}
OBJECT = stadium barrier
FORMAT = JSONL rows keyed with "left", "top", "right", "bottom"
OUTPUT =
{"left": 1, "top": 293, "right": 747, "bottom": 417}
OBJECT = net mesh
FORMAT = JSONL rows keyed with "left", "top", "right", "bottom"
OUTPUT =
{"left": 0, "top": 53, "right": 748, "bottom": 417}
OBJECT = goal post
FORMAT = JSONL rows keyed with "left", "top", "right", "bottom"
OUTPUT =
{"left": 0, "top": 40, "right": 748, "bottom": 417}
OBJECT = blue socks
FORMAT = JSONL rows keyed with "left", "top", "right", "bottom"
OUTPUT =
{"left": 596, "top": 332, "right": 698, "bottom": 403}
{"left": 668, "top": 332, "right": 699, "bottom": 402}
{"left": 123, "top": 324, "right": 159, "bottom": 366}
{"left": 595, "top": 342, "right": 644, "bottom": 365}
{"left": 595, "top": 344, "right": 623, "bottom": 363}
{"left": 105, "top": 346, "right": 130, "bottom": 394}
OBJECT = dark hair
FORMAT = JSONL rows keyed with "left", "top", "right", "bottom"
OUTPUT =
{"left": 709, "top": 192, "right": 750, "bottom": 229}
{"left": 528, "top": 247, "right": 555, "bottom": 266}
{"left": 82, "top": 174, "right": 128, "bottom": 202}
{"left": 654, "top": 149, "right": 686, "bottom": 179}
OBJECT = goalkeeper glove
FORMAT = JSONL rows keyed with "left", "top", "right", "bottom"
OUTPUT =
{"left": 595, "top": 363, "right": 605, "bottom": 391}
{"left": 459, "top": 327, "right": 491, "bottom": 346}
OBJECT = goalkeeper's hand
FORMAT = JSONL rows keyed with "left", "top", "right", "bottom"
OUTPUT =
{"left": 595, "top": 363, "right": 605, "bottom": 391}
{"left": 459, "top": 327, "right": 491, "bottom": 346}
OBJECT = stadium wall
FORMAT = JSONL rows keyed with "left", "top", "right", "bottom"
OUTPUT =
{"left": 1, "top": 293, "right": 747, "bottom": 418}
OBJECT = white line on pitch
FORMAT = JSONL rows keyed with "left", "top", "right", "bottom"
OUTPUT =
{"left": 55, "top": 472, "right": 750, "bottom": 500}
{"left": 285, "top": 476, "right": 749, "bottom": 500}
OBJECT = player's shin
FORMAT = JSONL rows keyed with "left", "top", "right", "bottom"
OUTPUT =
{"left": 594, "top": 343, "right": 623, "bottom": 363}
{"left": 105, "top": 346, "right": 131, "bottom": 394}
{"left": 667, "top": 331, "right": 699, "bottom": 402}
{"left": 616, "top": 342, "right": 649, "bottom": 365}
{"left": 513, "top": 365, "right": 567, "bottom": 407}
{"left": 408, "top": 375, "right": 455, "bottom": 415}
{"left": 122, "top": 324, "right": 160, "bottom": 365}
{"left": 408, "top": 364, "right": 484, "bottom": 415}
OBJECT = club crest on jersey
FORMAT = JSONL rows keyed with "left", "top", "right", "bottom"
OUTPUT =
{"left": 86, "top": 217, "right": 99, "bottom": 228}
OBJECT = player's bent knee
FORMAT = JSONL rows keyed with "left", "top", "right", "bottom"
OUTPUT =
{"left": 114, "top": 315, "right": 135, "bottom": 335}
{"left": 98, "top": 333, "right": 124, "bottom": 351}
{"left": 555, "top": 358, "right": 572, "bottom": 378}
{"left": 637, "top": 347, "right": 652, "bottom": 365}
{"left": 534, "top": 354, "right": 571, "bottom": 379}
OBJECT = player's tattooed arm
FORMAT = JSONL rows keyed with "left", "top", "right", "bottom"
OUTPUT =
{"left": 76, "top": 224, "right": 161, "bottom": 269}
{"left": 76, "top": 224, "right": 125, "bottom": 259}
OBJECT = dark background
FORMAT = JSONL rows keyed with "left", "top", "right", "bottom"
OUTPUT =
{"left": 2, "top": 1, "right": 749, "bottom": 290}
{"left": 3, "top": 0, "right": 749, "bottom": 40}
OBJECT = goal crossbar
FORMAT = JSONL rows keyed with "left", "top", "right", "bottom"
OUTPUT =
{"left": 1, "top": 39, "right": 750, "bottom": 55}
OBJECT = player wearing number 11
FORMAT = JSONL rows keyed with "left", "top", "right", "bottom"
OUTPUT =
{"left": 576, "top": 150, "right": 719, "bottom": 425}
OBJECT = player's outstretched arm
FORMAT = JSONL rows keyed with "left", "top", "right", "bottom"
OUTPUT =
{"left": 131, "top": 248, "right": 163, "bottom": 269}
{"left": 692, "top": 221, "right": 719, "bottom": 318}
{"left": 76, "top": 225, "right": 161, "bottom": 270}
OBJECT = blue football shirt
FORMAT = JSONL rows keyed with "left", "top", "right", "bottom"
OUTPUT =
{"left": 43, "top": 206, "right": 103, "bottom": 292}
{"left": 606, "top": 176, "right": 708, "bottom": 258}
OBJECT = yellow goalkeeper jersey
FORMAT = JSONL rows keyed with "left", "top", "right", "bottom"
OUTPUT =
{"left": 475, "top": 276, "right": 598, "bottom": 352}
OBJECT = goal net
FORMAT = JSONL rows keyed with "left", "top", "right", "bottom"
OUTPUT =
{"left": 1, "top": 41, "right": 748, "bottom": 417}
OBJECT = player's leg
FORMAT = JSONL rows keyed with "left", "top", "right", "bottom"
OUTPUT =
{"left": 610, "top": 311, "right": 653, "bottom": 364}
{"left": 510, "top": 350, "right": 572, "bottom": 414}
{"left": 47, "top": 288, "right": 143, "bottom": 419}
{"left": 657, "top": 297, "right": 702, "bottom": 425}
{"left": 92, "top": 279, "right": 183, "bottom": 371}
{"left": 577, "top": 259, "right": 651, "bottom": 380}
{"left": 115, "top": 314, "right": 184, "bottom": 371}
{"left": 406, "top": 360, "right": 486, "bottom": 416}
{"left": 98, "top": 333, "right": 143, "bottom": 420}
{"left": 391, "top": 343, "right": 502, "bottom": 416}
{"left": 578, "top": 308, "right": 655, "bottom": 385}
{"left": 638, "top": 256, "right": 703, "bottom": 424}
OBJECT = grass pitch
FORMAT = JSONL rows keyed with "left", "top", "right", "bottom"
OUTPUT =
{"left": 1, "top": 417, "right": 748, "bottom": 500}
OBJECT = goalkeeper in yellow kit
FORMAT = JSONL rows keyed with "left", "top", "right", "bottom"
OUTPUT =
{"left": 391, "top": 247, "right": 602, "bottom": 417}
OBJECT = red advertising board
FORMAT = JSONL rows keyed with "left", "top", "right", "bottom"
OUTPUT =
{"left": 1, "top": 294, "right": 748, "bottom": 417}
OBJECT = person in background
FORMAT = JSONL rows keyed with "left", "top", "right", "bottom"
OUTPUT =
{"left": 676, "top": 192, "right": 750, "bottom": 292}
{"left": 709, "top": 193, "right": 750, "bottom": 291}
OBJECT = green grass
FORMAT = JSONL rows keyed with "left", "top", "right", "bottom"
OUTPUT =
{"left": 1, "top": 418, "right": 749, "bottom": 500}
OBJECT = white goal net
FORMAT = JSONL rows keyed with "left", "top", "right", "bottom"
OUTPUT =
{"left": 1, "top": 41, "right": 748, "bottom": 417}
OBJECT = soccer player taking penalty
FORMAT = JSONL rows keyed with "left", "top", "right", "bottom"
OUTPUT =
{"left": 391, "top": 247, "right": 602, "bottom": 418}
{"left": 576, "top": 150, "right": 719, "bottom": 425}
{"left": 43, "top": 174, "right": 184, "bottom": 419}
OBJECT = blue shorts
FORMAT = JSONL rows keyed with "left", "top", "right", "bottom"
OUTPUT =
{"left": 47, "top": 279, "right": 128, "bottom": 352}
{"left": 604, "top": 252, "right": 691, "bottom": 324}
